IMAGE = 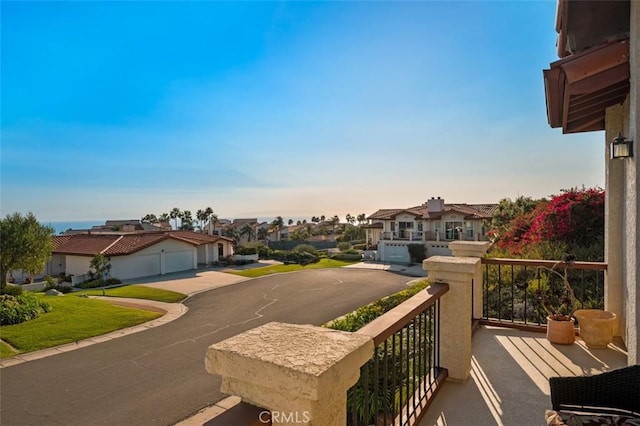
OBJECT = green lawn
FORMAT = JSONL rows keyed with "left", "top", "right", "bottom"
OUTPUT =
{"left": 228, "top": 258, "right": 359, "bottom": 278}
{"left": 0, "top": 340, "right": 16, "bottom": 358}
{"left": 74, "top": 285, "right": 186, "bottom": 303}
{"left": 0, "top": 294, "right": 161, "bottom": 357}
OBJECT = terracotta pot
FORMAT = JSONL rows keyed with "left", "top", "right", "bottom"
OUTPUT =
{"left": 573, "top": 309, "right": 617, "bottom": 348}
{"left": 546, "top": 316, "right": 575, "bottom": 344}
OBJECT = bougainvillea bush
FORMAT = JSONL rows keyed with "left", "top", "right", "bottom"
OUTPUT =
{"left": 491, "top": 187, "right": 604, "bottom": 261}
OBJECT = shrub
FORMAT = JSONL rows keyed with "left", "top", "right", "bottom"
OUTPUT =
{"left": 407, "top": 244, "right": 426, "bottom": 263}
{"left": 0, "top": 293, "right": 52, "bottom": 325}
{"left": 105, "top": 278, "right": 122, "bottom": 285}
{"left": 353, "top": 243, "right": 366, "bottom": 250}
{"left": 75, "top": 279, "right": 104, "bottom": 289}
{"left": 327, "top": 280, "right": 430, "bottom": 331}
{"left": 330, "top": 253, "right": 362, "bottom": 261}
{"left": 337, "top": 242, "right": 352, "bottom": 252}
{"left": 1, "top": 284, "right": 24, "bottom": 296}
{"left": 293, "top": 244, "right": 317, "bottom": 255}
{"left": 235, "top": 245, "right": 258, "bottom": 255}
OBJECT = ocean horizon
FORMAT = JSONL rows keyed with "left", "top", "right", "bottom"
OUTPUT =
{"left": 44, "top": 221, "right": 105, "bottom": 235}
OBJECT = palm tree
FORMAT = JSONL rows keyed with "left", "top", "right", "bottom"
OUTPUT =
{"left": 257, "top": 227, "right": 268, "bottom": 242}
{"left": 240, "top": 224, "right": 254, "bottom": 243}
{"left": 141, "top": 213, "right": 158, "bottom": 224}
{"left": 196, "top": 209, "right": 207, "bottom": 232}
{"left": 347, "top": 213, "right": 357, "bottom": 225}
{"left": 170, "top": 208, "right": 181, "bottom": 230}
{"left": 209, "top": 212, "right": 219, "bottom": 235}
{"left": 357, "top": 213, "right": 367, "bottom": 225}
{"left": 181, "top": 210, "right": 193, "bottom": 231}
{"left": 271, "top": 216, "right": 284, "bottom": 241}
{"left": 223, "top": 227, "right": 240, "bottom": 248}
{"left": 320, "top": 215, "right": 326, "bottom": 222}
{"left": 288, "top": 219, "right": 294, "bottom": 226}
{"left": 159, "top": 213, "right": 170, "bottom": 223}
{"left": 329, "top": 215, "right": 340, "bottom": 241}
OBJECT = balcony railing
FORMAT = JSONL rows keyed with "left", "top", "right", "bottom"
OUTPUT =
{"left": 379, "top": 231, "right": 490, "bottom": 242}
{"left": 351, "top": 283, "right": 449, "bottom": 426}
{"left": 480, "top": 258, "right": 607, "bottom": 329}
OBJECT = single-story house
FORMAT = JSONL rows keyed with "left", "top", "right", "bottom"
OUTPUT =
{"left": 48, "top": 231, "right": 234, "bottom": 281}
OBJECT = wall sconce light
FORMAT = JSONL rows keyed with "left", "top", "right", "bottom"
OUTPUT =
{"left": 611, "top": 132, "right": 634, "bottom": 159}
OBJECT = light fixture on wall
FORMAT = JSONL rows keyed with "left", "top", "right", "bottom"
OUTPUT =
{"left": 611, "top": 132, "right": 634, "bottom": 159}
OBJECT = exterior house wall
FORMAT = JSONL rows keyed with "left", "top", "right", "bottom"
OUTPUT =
{"left": 603, "top": 2, "right": 639, "bottom": 364}
{"left": 65, "top": 255, "right": 92, "bottom": 277}
{"left": 109, "top": 239, "right": 197, "bottom": 280}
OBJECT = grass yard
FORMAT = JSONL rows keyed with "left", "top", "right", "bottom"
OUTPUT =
{"left": 0, "top": 294, "right": 161, "bottom": 357}
{"left": 228, "top": 258, "right": 359, "bottom": 278}
{"left": 74, "top": 285, "right": 186, "bottom": 303}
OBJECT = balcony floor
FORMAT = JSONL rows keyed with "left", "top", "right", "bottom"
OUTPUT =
{"left": 420, "top": 325, "right": 628, "bottom": 426}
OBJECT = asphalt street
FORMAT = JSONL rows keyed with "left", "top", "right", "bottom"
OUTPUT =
{"left": 0, "top": 269, "right": 412, "bottom": 426}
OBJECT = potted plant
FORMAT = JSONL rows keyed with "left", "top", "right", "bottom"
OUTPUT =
{"left": 537, "top": 254, "right": 578, "bottom": 345}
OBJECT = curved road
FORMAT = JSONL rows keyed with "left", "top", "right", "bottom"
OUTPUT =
{"left": 1, "top": 269, "right": 412, "bottom": 426}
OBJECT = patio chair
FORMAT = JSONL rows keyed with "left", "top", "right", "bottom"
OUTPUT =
{"left": 545, "top": 365, "right": 640, "bottom": 425}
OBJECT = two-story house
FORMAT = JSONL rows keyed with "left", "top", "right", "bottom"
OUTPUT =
{"left": 364, "top": 196, "right": 497, "bottom": 262}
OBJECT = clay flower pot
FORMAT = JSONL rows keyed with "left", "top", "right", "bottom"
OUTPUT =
{"left": 573, "top": 309, "right": 617, "bottom": 348}
{"left": 546, "top": 315, "right": 576, "bottom": 344}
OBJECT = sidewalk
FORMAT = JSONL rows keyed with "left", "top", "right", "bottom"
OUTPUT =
{"left": 343, "top": 261, "right": 427, "bottom": 277}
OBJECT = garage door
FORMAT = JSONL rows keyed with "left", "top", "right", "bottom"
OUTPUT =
{"left": 381, "top": 244, "right": 410, "bottom": 263}
{"left": 165, "top": 251, "right": 193, "bottom": 274}
{"left": 113, "top": 254, "right": 161, "bottom": 280}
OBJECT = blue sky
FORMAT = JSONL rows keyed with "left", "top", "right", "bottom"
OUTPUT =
{"left": 1, "top": 1, "right": 604, "bottom": 222}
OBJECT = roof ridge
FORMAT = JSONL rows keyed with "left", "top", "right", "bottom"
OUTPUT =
{"left": 100, "top": 235, "right": 124, "bottom": 254}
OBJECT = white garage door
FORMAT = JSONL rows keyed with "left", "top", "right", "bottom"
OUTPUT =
{"left": 114, "top": 254, "right": 161, "bottom": 280}
{"left": 382, "top": 244, "right": 410, "bottom": 263}
{"left": 165, "top": 251, "right": 193, "bottom": 274}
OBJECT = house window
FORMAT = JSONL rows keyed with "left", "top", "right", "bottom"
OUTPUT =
{"left": 417, "top": 222, "right": 423, "bottom": 232}
{"left": 398, "top": 221, "right": 414, "bottom": 238}
{"left": 390, "top": 222, "right": 395, "bottom": 231}
{"left": 445, "top": 221, "right": 463, "bottom": 240}
{"left": 218, "top": 243, "right": 224, "bottom": 258}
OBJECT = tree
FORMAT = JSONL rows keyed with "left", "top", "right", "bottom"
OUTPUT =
{"left": 0, "top": 212, "right": 54, "bottom": 286}
{"left": 357, "top": 213, "right": 367, "bottom": 225}
{"left": 489, "top": 196, "right": 542, "bottom": 242}
{"left": 341, "top": 224, "right": 365, "bottom": 242}
{"left": 159, "top": 213, "right": 170, "bottom": 223}
{"left": 180, "top": 210, "right": 194, "bottom": 231}
{"left": 329, "top": 215, "right": 340, "bottom": 241}
{"left": 345, "top": 213, "right": 355, "bottom": 225}
{"left": 271, "top": 216, "right": 284, "bottom": 241}
{"left": 257, "top": 227, "right": 269, "bottom": 241}
{"left": 89, "top": 253, "right": 111, "bottom": 280}
{"left": 222, "top": 227, "right": 240, "bottom": 248}
{"left": 141, "top": 214, "right": 158, "bottom": 224}
{"left": 288, "top": 219, "right": 294, "bottom": 226}
{"left": 169, "top": 207, "right": 181, "bottom": 230}
{"left": 240, "top": 224, "right": 255, "bottom": 242}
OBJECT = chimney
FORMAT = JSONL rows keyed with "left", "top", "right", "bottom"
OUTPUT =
{"left": 427, "top": 196, "right": 445, "bottom": 213}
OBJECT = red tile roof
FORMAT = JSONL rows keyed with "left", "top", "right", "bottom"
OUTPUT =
{"left": 53, "top": 231, "right": 232, "bottom": 256}
{"left": 368, "top": 203, "right": 497, "bottom": 221}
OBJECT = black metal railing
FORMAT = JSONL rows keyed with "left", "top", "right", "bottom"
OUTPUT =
{"left": 350, "top": 283, "right": 449, "bottom": 426}
{"left": 481, "top": 258, "right": 606, "bottom": 329}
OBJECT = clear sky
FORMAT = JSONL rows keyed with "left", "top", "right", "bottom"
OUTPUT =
{"left": 1, "top": 1, "right": 605, "bottom": 222}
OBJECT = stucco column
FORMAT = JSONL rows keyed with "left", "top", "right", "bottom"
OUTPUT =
{"left": 193, "top": 248, "right": 198, "bottom": 269}
{"left": 160, "top": 250, "right": 165, "bottom": 275}
{"left": 423, "top": 256, "right": 480, "bottom": 381}
{"left": 205, "top": 322, "right": 373, "bottom": 425}
{"left": 449, "top": 241, "right": 490, "bottom": 320}
{"left": 605, "top": 102, "right": 627, "bottom": 339}
{"left": 625, "top": 0, "right": 640, "bottom": 365}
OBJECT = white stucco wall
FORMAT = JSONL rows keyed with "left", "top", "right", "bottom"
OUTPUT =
{"left": 65, "top": 255, "right": 92, "bottom": 277}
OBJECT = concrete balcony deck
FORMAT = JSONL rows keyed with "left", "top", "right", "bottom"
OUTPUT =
{"left": 420, "top": 325, "right": 628, "bottom": 426}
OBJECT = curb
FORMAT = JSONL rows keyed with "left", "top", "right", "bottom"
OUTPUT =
{"left": 0, "top": 298, "right": 188, "bottom": 369}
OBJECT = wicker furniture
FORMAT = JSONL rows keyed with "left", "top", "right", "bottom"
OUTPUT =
{"left": 545, "top": 365, "right": 640, "bottom": 425}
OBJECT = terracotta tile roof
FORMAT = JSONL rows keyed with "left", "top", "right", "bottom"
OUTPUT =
{"left": 362, "top": 222, "right": 384, "bottom": 229}
{"left": 53, "top": 234, "right": 122, "bottom": 256}
{"left": 103, "top": 234, "right": 168, "bottom": 256}
{"left": 369, "top": 203, "right": 497, "bottom": 221}
{"left": 53, "top": 231, "right": 232, "bottom": 256}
